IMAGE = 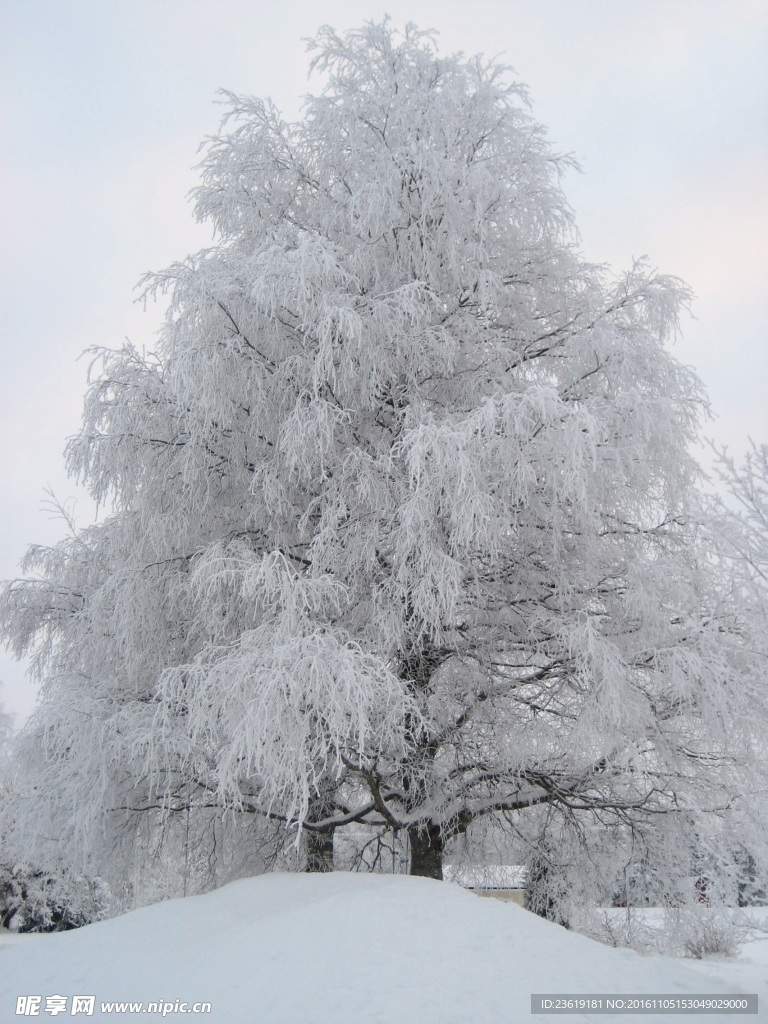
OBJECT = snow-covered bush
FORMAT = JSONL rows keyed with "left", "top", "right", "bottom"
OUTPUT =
{"left": 666, "top": 906, "right": 750, "bottom": 960}
{"left": 583, "top": 909, "right": 661, "bottom": 956}
{"left": 0, "top": 863, "right": 107, "bottom": 933}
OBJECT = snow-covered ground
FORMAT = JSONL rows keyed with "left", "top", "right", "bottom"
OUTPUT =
{"left": 0, "top": 873, "right": 764, "bottom": 1023}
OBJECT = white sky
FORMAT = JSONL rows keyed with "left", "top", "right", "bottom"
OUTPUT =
{"left": 1, "top": 0, "right": 766, "bottom": 726}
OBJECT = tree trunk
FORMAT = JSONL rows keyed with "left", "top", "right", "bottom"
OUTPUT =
{"left": 400, "top": 644, "right": 447, "bottom": 882}
{"left": 408, "top": 823, "right": 444, "bottom": 880}
{"left": 525, "top": 851, "right": 570, "bottom": 928}
{"left": 304, "top": 790, "right": 336, "bottom": 872}
{"left": 305, "top": 828, "right": 335, "bottom": 873}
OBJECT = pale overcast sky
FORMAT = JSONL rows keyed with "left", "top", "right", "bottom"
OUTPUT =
{"left": 1, "top": 0, "right": 767, "bottom": 725}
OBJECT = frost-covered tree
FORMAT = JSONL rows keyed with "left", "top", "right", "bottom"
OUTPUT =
{"left": 0, "top": 687, "right": 108, "bottom": 931}
{"left": 695, "top": 441, "right": 768, "bottom": 899}
{"left": 704, "top": 441, "right": 767, "bottom": 620}
{"left": 2, "top": 21, "right": 766, "bottom": 885}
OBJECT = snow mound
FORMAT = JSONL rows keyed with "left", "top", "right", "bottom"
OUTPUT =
{"left": 0, "top": 872, "right": 755, "bottom": 1023}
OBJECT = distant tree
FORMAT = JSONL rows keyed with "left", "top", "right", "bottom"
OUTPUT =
{"left": 0, "top": 688, "right": 106, "bottom": 931}
{"left": 704, "top": 441, "right": 767, "bottom": 619}
{"left": 524, "top": 834, "right": 570, "bottom": 929}
{"left": 0, "top": 691, "right": 12, "bottom": 774}
{"left": 1, "top": 21, "right": 765, "bottom": 886}
{"left": 697, "top": 441, "right": 768, "bottom": 901}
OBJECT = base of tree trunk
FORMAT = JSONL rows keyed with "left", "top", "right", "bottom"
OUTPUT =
{"left": 408, "top": 823, "right": 444, "bottom": 880}
{"left": 304, "top": 829, "right": 335, "bottom": 873}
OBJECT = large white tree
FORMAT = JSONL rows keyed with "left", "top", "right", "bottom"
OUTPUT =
{"left": 2, "top": 21, "right": 765, "bottom": 885}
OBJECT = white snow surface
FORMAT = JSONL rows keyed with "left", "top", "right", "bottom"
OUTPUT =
{"left": 0, "top": 873, "right": 764, "bottom": 1023}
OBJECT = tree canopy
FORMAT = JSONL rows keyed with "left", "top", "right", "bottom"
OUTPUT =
{"left": 2, "top": 21, "right": 765, "bottom": 889}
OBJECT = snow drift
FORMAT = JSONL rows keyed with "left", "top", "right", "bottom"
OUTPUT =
{"left": 0, "top": 873, "right": 757, "bottom": 1023}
